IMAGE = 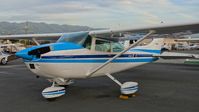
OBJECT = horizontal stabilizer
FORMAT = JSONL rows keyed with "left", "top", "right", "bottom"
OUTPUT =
{"left": 153, "top": 52, "right": 199, "bottom": 59}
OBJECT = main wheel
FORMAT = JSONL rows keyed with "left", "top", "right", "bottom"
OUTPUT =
{"left": 1, "top": 58, "right": 7, "bottom": 65}
{"left": 120, "top": 82, "right": 138, "bottom": 95}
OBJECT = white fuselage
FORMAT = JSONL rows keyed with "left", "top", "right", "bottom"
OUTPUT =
{"left": 24, "top": 49, "right": 158, "bottom": 79}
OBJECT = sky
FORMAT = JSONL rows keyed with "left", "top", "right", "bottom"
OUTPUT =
{"left": 0, "top": 0, "right": 198, "bottom": 28}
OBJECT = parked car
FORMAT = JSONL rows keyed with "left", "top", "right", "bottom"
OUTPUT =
{"left": 0, "top": 51, "right": 10, "bottom": 65}
{"left": 174, "top": 43, "right": 190, "bottom": 50}
{"left": 189, "top": 44, "right": 199, "bottom": 50}
{"left": 0, "top": 43, "right": 25, "bottom": 53}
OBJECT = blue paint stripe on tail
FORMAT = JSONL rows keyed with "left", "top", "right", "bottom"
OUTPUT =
{"left": 130, "top": 49, "right": 161, "bottom": 54}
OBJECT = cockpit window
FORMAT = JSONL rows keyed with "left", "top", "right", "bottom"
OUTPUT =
{"left": 57, "top": 32, "right": 89, "bottom": 46}
{"left": 56, "top": 32, "right": 124, "bottom": 52}
{"left": 95, "top": 39, "right": 111, "bottom": 52}
{"left": 95, "top": 39, "right": 124, "bottom": 52}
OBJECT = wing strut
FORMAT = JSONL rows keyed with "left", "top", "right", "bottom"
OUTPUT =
{"left": 32, "top": 38, "right": 40, "bottom": 45}
{"left": 86, "top": 30, "right": 155, "bottom": 77}
{"left": 106, "top": 73, "right": 122, "bottom": 86}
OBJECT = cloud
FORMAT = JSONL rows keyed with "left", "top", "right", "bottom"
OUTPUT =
{"left": 0, "top": 0, "right": 198, "bottom": 28}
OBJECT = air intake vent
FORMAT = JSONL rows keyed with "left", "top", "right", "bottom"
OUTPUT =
{"left": 29, "top": 64, "right": 35, "bottom": 69}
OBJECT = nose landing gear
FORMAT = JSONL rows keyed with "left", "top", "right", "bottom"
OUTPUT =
{"left": 42, "top": 79, "right": 74, "bottom": 100}
{"left": 42, "top": 82, "right": 66, "bottom": 100}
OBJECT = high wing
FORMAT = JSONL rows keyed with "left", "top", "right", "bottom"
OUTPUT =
{"left": 0, "top": 22, "right": 199, "bottom": 40}
{"left": 89, "top": 22, "right": 199, "bottom": 38}
{"left": 0, "top": 33, "right": 65, "bottom": 40}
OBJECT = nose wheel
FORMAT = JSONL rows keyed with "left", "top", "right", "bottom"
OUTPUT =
{"left": 42, "top": 82, "right": 66, "bottom": 100}
{"left": 105, "top": 73, "right": 139, "bottom": 99}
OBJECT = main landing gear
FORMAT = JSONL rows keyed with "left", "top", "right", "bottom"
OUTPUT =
{"left": 105, "top": 73, "right": 139, "bottom": 100}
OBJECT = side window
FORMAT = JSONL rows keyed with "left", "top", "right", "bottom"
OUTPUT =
{"left": 95, "top": 39, "right": 111, "bottom": 52}
{"left": 83, "top": 35, "right": 92, "bottom": 50}
{"left": 0, "top": 52, "right": 2, "bottom": 55}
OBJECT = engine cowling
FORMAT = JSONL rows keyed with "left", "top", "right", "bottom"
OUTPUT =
{"left": 15, "top": 42, "right": 83, "bottom": 60}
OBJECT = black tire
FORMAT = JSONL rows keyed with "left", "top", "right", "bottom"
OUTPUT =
{"left": 46, "top": 98, "right": 57, "bottom": 102}
{"left": 1, "top": 58, "right": 7, "bottom": 65}
{"left": 59, "top": 85, "right": 69, "bottom": 88}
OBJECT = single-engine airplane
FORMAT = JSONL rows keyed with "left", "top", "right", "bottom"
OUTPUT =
{"left": 0, "top": 22, "right": 199, "bottom": 100}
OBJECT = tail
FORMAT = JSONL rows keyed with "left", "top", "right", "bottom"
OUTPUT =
{"left": 130, "top": 38, "right": 165, "bottom": 54}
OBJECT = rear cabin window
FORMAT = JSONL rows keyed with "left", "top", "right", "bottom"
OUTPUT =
{"left": 111, "top": 42, "right": 124, "bottom": 52}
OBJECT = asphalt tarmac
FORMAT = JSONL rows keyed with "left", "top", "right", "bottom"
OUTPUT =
{"left": 0, "top": 59, "right": 199, "bottom": 112}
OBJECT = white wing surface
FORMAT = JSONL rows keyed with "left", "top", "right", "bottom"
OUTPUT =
{"left": 0, "top": 22, "right": 198, "bottom": 40}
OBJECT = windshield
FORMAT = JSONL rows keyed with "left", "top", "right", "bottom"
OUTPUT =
{"left": 0, "top": 51, "right": 8, "bottom": 55}
{"left": 57, "top": 32, "right": 89, "bottom": 46}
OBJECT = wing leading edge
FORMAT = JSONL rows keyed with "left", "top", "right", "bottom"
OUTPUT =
{"left": 0, "top": 22, "right": 199, "bottom": 40}
{"left": 90, "top": 22, "right": 199, "bottom": 37}
{"left": 0, "top": 33, "right": 65, "bottom": 40}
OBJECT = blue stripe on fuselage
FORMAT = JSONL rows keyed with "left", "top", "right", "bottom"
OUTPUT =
{"left": 24, "top": 57, "right": 158, "bottom": 63}
{"left": 41, "top": 54, "right": 153, "bottom": 59}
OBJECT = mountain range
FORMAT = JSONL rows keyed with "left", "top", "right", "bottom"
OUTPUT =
{"left": 0, "top": 22, "right": 96, "bottom": 35}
